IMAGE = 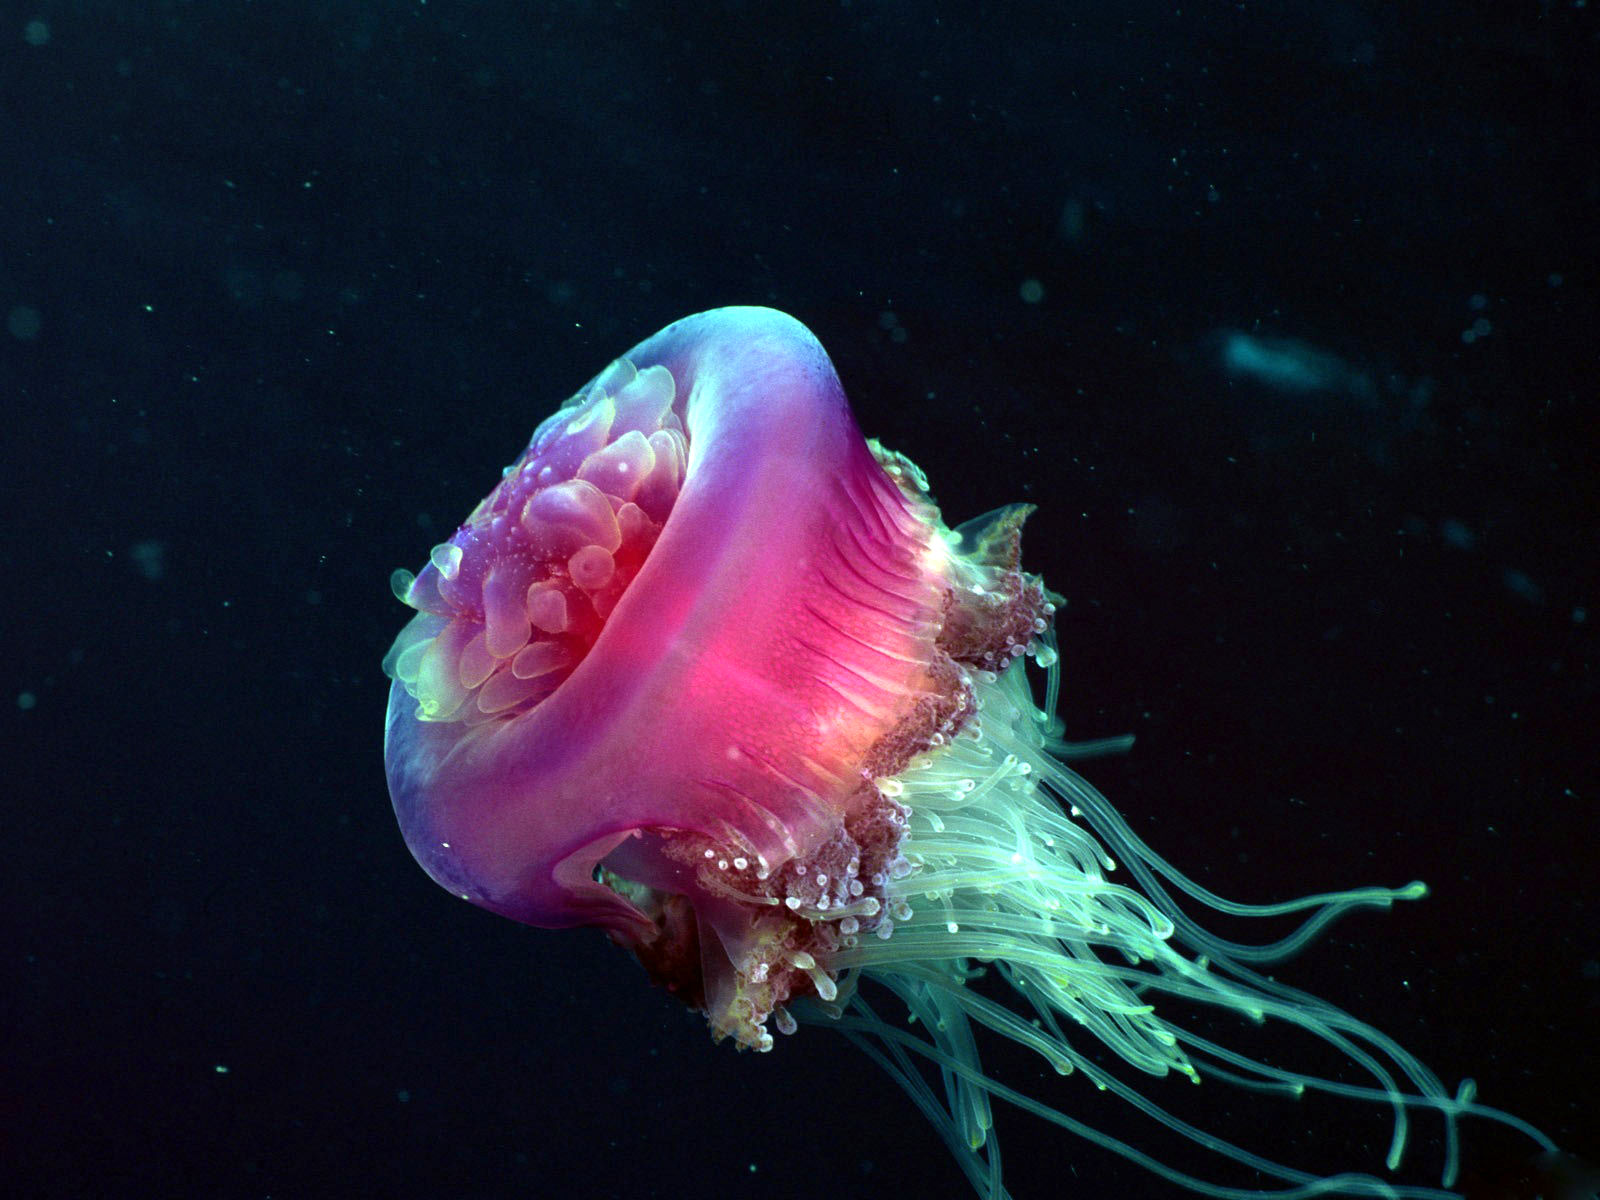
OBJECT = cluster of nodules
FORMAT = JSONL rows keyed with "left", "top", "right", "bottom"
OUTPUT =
{"left": 681, "top": 788, "right": 921, "bottom": 1047}
{"left": 767, "top": 802, "right": 917, "bottom": 945}
{"left": 703, "top": 822, "right": 915, "bottom": 943}
{"left": 392, "top": 359, "right": 687, "bottom": 722}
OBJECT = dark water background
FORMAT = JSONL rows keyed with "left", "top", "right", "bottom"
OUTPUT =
{"left": 3, "top": 3, "right": 1594, "bottom": 1197}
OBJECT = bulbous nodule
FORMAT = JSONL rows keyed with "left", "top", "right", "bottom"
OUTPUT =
{"left": 382, "top": 307, "right": 1049, "bottom": 1045}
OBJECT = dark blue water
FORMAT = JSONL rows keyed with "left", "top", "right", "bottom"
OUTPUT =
{"left": 4, "top": 3, "right": 1594, "bottom": 1197}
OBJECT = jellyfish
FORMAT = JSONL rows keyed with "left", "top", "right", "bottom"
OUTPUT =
{"left": 382, "top": 307, "right": 1555, "bottom": 1198}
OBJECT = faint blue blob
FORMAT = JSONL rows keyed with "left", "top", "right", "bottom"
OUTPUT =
{"left": 1220, "top": 331, "right": 1371, "bottom": 397}
{"left": 1502, "top": 568, "right": 1544, "bottom": 606}
{"left": 130, "top": 540, "right": 167, "bottom": 581}
{"left": 7, "top": 305, "right": 42, "bottom": 340}
{"left": 1439, "top": 519, "right": 1477, "bottom": 551}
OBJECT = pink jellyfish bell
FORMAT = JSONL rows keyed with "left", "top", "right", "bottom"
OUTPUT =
{"left": 383, "top": 308, "right": 1554, "bottom": 1197}
{"left": 383, "top": 306, "right": 1038, "bottom": 1036}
